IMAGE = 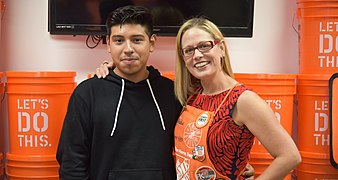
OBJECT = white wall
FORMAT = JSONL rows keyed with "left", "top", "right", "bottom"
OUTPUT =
{"left": 0, "top": 0, "right": 299, "bottom": 166}
{"left": 0, "top": 0, "right": 299, "bottom": 81}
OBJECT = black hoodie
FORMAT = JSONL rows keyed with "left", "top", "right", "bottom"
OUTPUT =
{"left": 57, "top": 66, "right": 182, "bottom": 180}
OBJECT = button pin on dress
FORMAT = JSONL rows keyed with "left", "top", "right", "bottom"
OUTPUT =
{"left": 195, "top": 112, "right": 209, "bottom": 128}
{"left": 192, "top": 145, "right": 206, "bottom": 162}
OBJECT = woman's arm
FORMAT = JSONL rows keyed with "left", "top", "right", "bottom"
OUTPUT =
{"left": 95, "top": 61, "right": 113, "bottom": 78}
{"left": 234, "top": 90, "right": 301, "bottom": 180}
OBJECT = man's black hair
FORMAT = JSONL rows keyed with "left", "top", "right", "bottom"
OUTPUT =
{"left": 106, "top": 5, "right": 154, "bottom": 38}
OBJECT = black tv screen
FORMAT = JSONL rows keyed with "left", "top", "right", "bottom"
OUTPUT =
{"left": 48, "top": 0, "right": 254, "bottom": 37}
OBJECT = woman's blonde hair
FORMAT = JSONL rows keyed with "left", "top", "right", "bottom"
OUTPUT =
{"left": 174, "top": 18, "right": 234, "bottom": 105}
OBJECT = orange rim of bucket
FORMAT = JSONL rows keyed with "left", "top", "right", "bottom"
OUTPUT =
{"left": 235, "top": 73, "right": 297, "bottom": 80}
{"left": 5, "top": 172, "right": 59, "bottom": 179}
{"left": 297, "top": 74, "right": 331, "bottom": 84}
{"left": 300, "top": 150, "right": 330, "bottom": 159}
{"left": 5, "top": 71, "right": 77, "bottom": 94}
{"left": 234, "top": 73, "right": 297, "bottom": 86}
{"left": 297, "top": 7, "right": 338, "bottom": 18}
{"left": 297, "top": 74, "right": 331, "bottom": 79}
{"left": 297, "top": 74, "right": 331, "bottom": 89}
{"left": 5, "top": 71, "right": 76, "bottom": 84}
{"left": 298, "top": 151, "right": 338, "bottom": 175}
{"left": 162, "top": 72, "right": 175, "bottom": 81}
{"left": 6, "top": 163, "right": 59, "bottom": 168}
{"left": 5, "top": 71, "right": 76, "bottom": 78}
{"left": 6, "top": 153, "right": 57, "bottom": 162}
{"left": 234, "top": 73, "right": 297, "bottom": 95}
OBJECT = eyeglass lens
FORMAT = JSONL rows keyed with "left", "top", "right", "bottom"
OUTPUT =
{"left": 182, "top": 41, "right": 213, "bottom": 57}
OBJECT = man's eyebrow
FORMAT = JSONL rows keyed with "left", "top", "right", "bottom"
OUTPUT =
{"left": 110, "top": 35, "right": 124, "bottom": 38}
{"left": 110, "top": 34, "right": 146, "bottom": 39}
{"left": 131, "top": 34, "right": 146, "bottom": 38}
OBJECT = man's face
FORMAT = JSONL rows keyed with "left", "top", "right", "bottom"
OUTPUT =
{"left": 107, "top": 24, "right": 156, "bottom": 82}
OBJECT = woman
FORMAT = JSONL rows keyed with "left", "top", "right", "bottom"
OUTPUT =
{"left": 173, "top": 17, "right": 301, "bottom": 179}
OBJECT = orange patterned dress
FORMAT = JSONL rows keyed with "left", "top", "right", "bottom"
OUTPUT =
{"left": 174, "top": 85, "right": 254, "bottom": 180}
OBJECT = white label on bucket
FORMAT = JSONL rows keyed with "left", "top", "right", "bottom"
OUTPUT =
{"left": 16, "top": 98, "right": 51, "bottom": 148}
{"left": 318, "top": 21, "right": 338, "bottom": 68}
{"left": 319, "top": 21, "right": 338, "bottom": 32}
{"left": 17, "top": 134, "right": 49, "bottom": 147}
{"left": 265, "top": 99, "right": 282, "bottom": 124}
{"left": 17, "top": 98, "right": 48, "bottom": 109}
{"left": 265, "top": 99, "right": 282, "bottom": 110}
{"left": 317, "top": 55, "right": 338, "bottom": 68}
{"left": 314, "top": 100, "right": 329, "bottom": 111}
{"left": 313, "top": 100, "right": 330, "bottom": 146}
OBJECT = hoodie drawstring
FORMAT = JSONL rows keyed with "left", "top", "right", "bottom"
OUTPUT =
{"left": 110, "top": 78, "right": 166, "bottom": 137}
{"left": 146, "top": 79, "right": 166, "bottom": 131}
{"left": 111, "top": 79, "right": 125, "bottom": 136}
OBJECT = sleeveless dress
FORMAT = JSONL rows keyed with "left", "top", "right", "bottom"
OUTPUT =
{"left": 174, "top": 84, "right": 254, "bottom": 180}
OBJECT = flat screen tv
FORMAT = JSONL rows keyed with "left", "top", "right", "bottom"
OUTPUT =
{"left": 48, "top": 0, "right": 254, "bottom": 37}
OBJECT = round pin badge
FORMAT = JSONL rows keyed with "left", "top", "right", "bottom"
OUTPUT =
{"left": 195, "top": 112, "right": 209, "bottom": 128}
{"left": 195, "top": 166, "right": 216, "bottom": 180}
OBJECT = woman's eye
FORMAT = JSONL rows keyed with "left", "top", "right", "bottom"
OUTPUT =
{"left": 184, "top": 48, "right": 194, "bottom": 54}
{"left": 199, "top": 44, "right": 211, "bottom": 50}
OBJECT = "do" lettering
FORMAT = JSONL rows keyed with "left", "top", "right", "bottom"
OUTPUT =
{"left": 17, "top": 112, "right": 48, "bottom": 132}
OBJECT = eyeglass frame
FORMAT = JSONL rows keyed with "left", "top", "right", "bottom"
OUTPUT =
{"left": 180, "top": 40, "right": 220, "bottom": 58}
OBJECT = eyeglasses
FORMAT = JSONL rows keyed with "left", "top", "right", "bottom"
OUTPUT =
{"left": 181, "top": 40, "right": 220, "bottom": 58}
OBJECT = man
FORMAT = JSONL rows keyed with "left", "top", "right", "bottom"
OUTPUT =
{"left": 57, "top": 6, "right": 182, "bottom": 179}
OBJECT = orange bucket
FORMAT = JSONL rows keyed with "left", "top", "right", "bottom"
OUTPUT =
{"left": 5, "top": 71, "right": 76, "bottom": 179}
{"left": 297, "top": 74, "right": 338, "bottom": 178}
{"left": 161, "top": 72, "right": 175, "bottom": 81}
{"left": 297, "top": 0, "right": 338, "bottom": 74}
{"left": 235, "top": 73, "right": 297, "bottom": 179}
{"left": 5, "top": 153, "right": 59, "bottom": 180}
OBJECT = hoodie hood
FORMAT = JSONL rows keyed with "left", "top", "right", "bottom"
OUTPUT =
{"left": 105, "top": 66, "right": 166, "bottom": 136}
{"left": 105, "top": 66, "right": 162, "bottom": 86}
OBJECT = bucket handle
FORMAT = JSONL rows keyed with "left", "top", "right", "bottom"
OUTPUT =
{"left": 292, "top": 11, "right": 300, "bottom": 37}
{"left": 4, "top": 166, "right": 8, "bottom": 179}
{"left": 1, "top": 83, "right": 5, "bottom": 103}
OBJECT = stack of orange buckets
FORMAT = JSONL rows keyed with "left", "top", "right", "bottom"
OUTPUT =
{"left": 297, "top": 0, "right": 338, "bottom": 179}
{"left": 4, "top": 72, "right": 76, "bottom": 180}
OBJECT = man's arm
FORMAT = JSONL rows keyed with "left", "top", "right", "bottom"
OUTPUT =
{"left": 57, "top": 91, "right": 92, "bottom": 179}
